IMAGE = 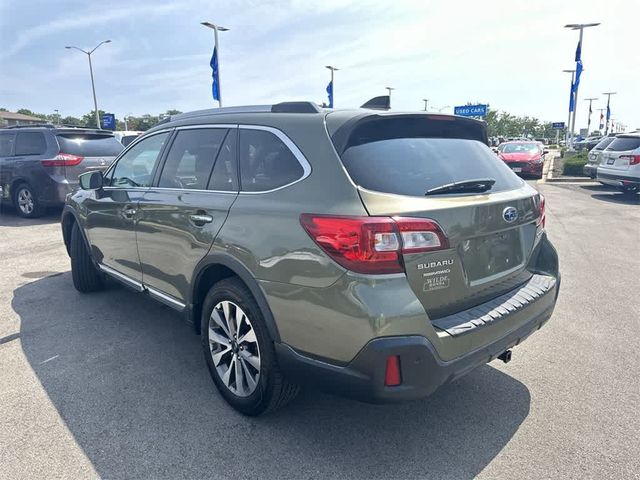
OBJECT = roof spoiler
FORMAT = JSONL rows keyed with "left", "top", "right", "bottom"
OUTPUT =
{"left": 360, "top": 96, "right": 390, "bottom": 110}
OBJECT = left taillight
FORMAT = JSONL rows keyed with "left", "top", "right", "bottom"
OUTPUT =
{"left": 299, "top": 214, "right": 448, "bottom": 275}
{"left": 41, "top": 153, "right": 83, "bottom": 167}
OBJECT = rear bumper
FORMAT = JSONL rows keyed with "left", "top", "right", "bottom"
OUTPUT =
{"left": 276, "top": 287, "right": 557, "bottom": 403}
{"left": 597, "top": 170, "right": 640, "bottom": 188}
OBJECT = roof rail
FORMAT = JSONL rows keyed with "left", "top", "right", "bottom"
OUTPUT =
{"left": 168, "top": 102, "right": 322, "bottom": 123}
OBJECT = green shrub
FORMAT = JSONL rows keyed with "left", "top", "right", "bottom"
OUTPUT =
{"left": 563, "top": 151, "right": 589, "bottom": 176}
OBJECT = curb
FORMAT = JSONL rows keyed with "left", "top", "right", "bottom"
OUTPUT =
{"left": 543, "top": 152, "right": 592, "bottom": 183}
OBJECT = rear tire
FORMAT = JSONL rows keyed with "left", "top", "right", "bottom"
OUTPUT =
{"left": 13, "top": 183, "right": 44, "bottom": 218}
{"left": 201, "top": 278, "right": 299, "bottom": 416}
{"left": 70, "top": 223, "right": 104, "bottom": 293}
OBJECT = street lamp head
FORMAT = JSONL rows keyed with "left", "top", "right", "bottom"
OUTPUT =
{"left": 201, "top": 21, "right": 229, "bottom": 31}
{"left": 564, "top": 23, "right": 600, "bottom": 29}
{"left": 562, "top": 69, "right": 576, "bottom": 73}
{"left": 325, "top": 65, "right": 339, "bottom": 71}
{"left": 65, "top": 46, "right": 71, "bottom": 49}
{"left": 104, "top": 39, "right": 112, "bottom": 44}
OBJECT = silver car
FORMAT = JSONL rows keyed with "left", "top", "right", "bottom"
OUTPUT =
{"left": 583, "top": 136, "right": 615, "bottom": 179}
{"left": 597, "top": 132, "right": 640, "bottom": 194}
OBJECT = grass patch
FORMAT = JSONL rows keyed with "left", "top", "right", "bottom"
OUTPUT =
{"left": 563, "top": 151, "right": 589, "bottom": 176}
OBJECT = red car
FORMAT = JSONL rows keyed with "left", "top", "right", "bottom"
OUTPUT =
{"left": 496, "top": 141, "right": 547, "bottom": 178}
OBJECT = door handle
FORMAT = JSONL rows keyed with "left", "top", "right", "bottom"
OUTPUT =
{"left": 189, "top": 213, "right": 213, "bottom": 225}
{"left": 123, "top": 207, "right": 137, "bottom": 218}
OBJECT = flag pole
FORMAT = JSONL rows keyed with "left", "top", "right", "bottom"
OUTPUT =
{"left": 201, "top": 22, "right": 229, "bottom": 108}
{"left": 569, "top": 27, "right": 583, "bottom": 148}
{"left": 584, "top": 97, "right": 598, "bottom": 136}
{"left": 602, "top": 92, "right": 617, "bottom": 135}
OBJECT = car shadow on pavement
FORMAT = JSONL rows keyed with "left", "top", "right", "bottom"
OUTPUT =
{"left": 0, "top": 207, "right": 62, "bottom": 226}
{"left": 14, "top": 272, "right": 531, "bottom": 480}
{"left": 590, "top": 192, "right": 640, "bottom": 205}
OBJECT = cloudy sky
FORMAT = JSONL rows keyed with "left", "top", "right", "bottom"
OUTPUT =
{"left": 0, "top": 0, "right": 637, "bottom": 130}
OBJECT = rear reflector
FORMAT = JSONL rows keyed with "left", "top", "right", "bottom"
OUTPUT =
{"left": 385, "top": 355, "right": 402, "bottom": 386}
{"left": 299, "top": 214, "right": 448, "bottom": 274}
{"left": 41, "top": 153, "right": 83, "bottom": 167}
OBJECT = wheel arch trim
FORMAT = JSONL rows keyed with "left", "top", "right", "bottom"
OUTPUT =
{"left": 190, "top": 253, "right": 281, "bottom": 342}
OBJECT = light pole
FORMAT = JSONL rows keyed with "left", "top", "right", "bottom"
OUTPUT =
{"left": 602, "top": 91, "right": 617, "bottom": 135}
{"left": 422, "top": 98, "right": 429, "bottom": 111}
{"left": 325, "top": 66, "right": 339, "bottom": 108}
{"left": 562, "top": 69, "right": 575, "bottom": 145}
{"left": 201, "top": 22, "right": 229, "bottom": 107}
{"left": 584, "top": 97, "right": 598, "bottom": 135}
{"left": 65, "top": 40, "right": 111, "bottom": 129}
{"left": 54, "top": 109, "right": 60, "bottom": 125}
{"left": 564, "top": 23, "right": 599, "bottom": 149}
{"left": 385, "top": 87, "right": 395, "bottom": 108}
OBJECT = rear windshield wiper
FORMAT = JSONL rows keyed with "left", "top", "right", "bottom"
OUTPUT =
{"left": 425, "top": 178, "right": 496, "bottom": 196}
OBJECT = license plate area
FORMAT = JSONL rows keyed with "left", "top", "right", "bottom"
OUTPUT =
{"left": 460, "top": 229, "right": 524, "bottom": 283}
{"left": 511, "top": 167, "right": 522, "bottom": 172}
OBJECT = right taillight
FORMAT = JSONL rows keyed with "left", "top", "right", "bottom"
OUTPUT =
{"left": 620, "top": 154, "right": 640, "bottom": 166}
{"left": 41, "top": 153, "right": 83, "bottom": 167}
{"left": 299, "top": 214, "right": 448, "bottom": 275}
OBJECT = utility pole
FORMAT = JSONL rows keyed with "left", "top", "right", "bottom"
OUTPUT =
{"left": 65, "top": 40, "right": 111, "bottom": 128}
{"left": 201, "top": 22, "right": 229, "bottom": 107}
{"left": 584, "top": 97, "right": 598, "bottom": 135}
{"left": 564, "top": 23, "right": 600, "bottom": 149}
{"left": 602, "top": 91, "right": 617, "bottom": 135}
{"left": 422, "top": 98, "right": 428, "bottom": 111}
{"left": 562, "top": 69, "right": 575, "bottom": 145}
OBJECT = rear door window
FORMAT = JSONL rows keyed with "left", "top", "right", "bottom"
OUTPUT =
{"left": 158, "top": 128, "right": 227, "bottom": 190}
{"left": 239, "top": 129, "right": 304, "bottom": 192}
{"left": 208, "top": 128, "right": 238, "bottom": 192}
{"left": 338, "top": 117, "right": 522, "bottom": 196}
{"left": 0, "top": 133, "right": 15, "bottom": 156}
{"left": 606, "top": 137, "right": 640, "bottom": 152}
{"left": 594, "top": 137, "right": 615, "bottom": 150}
{"left": 57, "top": 134, "right": 123, "bottom": 157}
{"left": 15, "top": 132, "right": 47, "bottom": 156}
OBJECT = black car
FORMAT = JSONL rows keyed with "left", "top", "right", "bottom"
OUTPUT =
{"left": 0, "top": 124, "right": 123, "bottom": 217}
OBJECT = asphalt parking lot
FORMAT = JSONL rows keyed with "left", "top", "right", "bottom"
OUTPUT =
{"left": 1, "top": 182, "right": 639, "bottom": 479}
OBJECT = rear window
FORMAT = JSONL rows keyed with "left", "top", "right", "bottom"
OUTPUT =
{"left": 338, "top": 120, "right": 522, "bottom": 196}
{"left": 606, "top": 137, "right": 640, "bottom": 152}
{"left": 594, "top": 137, "right": 615, "bottom": 150}
{"left": 57, "top": 134, "right": 123, "bottom": 157}
{"left": 498, "top": 143, "right": 541, "bottom": 154}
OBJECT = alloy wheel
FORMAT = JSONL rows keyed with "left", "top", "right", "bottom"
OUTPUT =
{"left": 17, "top": 188, "right": 34, "bottom": 215}
{"left": 208, "top": 300, "right": 261, "bottom": 397}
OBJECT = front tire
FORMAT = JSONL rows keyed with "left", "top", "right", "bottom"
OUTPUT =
{"left": 13, "top": 183, "right": 44, "bottom": 218}
{"left": 201, "top": 278, "right": 299, "bottom": 416}
{"left": 70, "top": 223, "right": 104, "bottom": 292}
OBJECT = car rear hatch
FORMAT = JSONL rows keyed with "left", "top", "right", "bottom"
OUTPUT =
{"left": 600, "top": 136, "right": 640, "bottom": 173}
{"left": 328, "top": 113, "right": 543, "bottom": 319}
{"left": 53, "top": 129, "right": 124, "bottom": 183}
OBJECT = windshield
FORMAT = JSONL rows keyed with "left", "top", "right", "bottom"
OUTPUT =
{"left": 498, "top": 143, "right": 541, "bottom": 154}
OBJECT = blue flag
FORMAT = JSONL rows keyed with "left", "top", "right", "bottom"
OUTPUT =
{"left": 606, "top": 103, "right": 611, "bottom": 122}
{"left": 326, "top": 80, "right": 333, "bottom": 108}
{"left": 575, "top": 40, "right": 582, "bottom": 62}
{"left": 210, "top": 46, "right": 220, "bottom": 102}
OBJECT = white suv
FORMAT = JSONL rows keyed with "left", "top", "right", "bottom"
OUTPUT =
{"left": 597, "top": 132, "right": 640, "bottom": 194}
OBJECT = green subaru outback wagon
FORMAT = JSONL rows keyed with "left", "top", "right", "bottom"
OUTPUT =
{"left": 61, "top": 102, "right": 560, "bottom": 415}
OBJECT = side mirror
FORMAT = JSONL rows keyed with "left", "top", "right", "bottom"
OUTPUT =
{"left": 79, "top": 170, "right": 104, "bottom": 190}
{"left": 543, "top": 149, "right": 549, "bottom": 155}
